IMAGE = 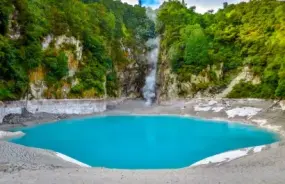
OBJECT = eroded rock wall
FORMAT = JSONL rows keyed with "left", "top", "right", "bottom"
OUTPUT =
{"left": 157, "top": 50, "right": 179, "bottom": 102}
{"left": 157, "top": 47, "right": 262, "bottom": 101}
{"left": 28, "top": 34, "right": 148, "bottom": 100}
{"left": 28, "top": 35, "right": 83, "bottom": 99}
{"left": 0, "top": 99, "right": 126, "bottom": 124}
{"left": 216, "top": 66, "right": 261, "bottom": 98}
{"left": 157, "top": 51, "right": 225, "bottom": 100}
{"left": 117, "top": 42, "right": 148, "bottom": 98}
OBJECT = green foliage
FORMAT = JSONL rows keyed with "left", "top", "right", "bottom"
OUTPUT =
{"left": 276, "top": 58, "right": 285, "bottom": 97}
{"left": 0, "top": 0, "right": 13, "bottom": 35}
{"left": 43, "top": 50, "right": 69, "bottom": 85}
{"left": 82, "top": 31, "right": 105, "bottom": 62}
{"left": 276, "top": 80, "right": 285, "bottom": 97}
{"left": 0, "top": 35, "right": 28, "bottom": 100}
{"left": 158, "top": 0, "right": 285, "bottom": 99}
{"left": 106, "top": 71, "right": 119, "bottom": 97}
{"left": 70, "top": 83, "right": 84, "bottom": 96}
{"left": 183, "top": 24, "right": 210, "bottom": 73}
{"left": 21, "top": 43, "right": 43, "bottom": 69}
{"left": 227, "top": 82, "right": 262, "bottom": 98}
{"left": 0, "top": 0, "right": 154, "bottom": 100}
{"left": 3, "top": 0, "right": 284, "bottom": 100}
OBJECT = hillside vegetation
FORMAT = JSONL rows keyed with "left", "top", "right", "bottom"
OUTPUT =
{"left": 157, "top": 0, "right": 285, "bottom": 99}
{"left": 1, "top": 0, "right": 285, "bottom": 101}
{"left": 0, "top": 0, "right": 154, "bottom": 100}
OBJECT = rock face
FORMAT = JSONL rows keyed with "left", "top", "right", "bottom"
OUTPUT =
{"left": 42, "top": 35, "right": 83, "bottom": 61}
{"left": 5, "top": 9, "right": 150, "bottom": 101}
{"left": 2, "top": 111, "right": 68, "bottom": 125}
{"left": 117, "top": 42, "right": 148, "bottom": 98}
{"left": 29, "top": 66, "right": 48, "bottom": 99}
{"left": 28, "top": 35, "right": 83, "bottom": 99}
{"left": 157, "top": 50, "right": 224, "bottom": 100}
{"left": 4, "top": 9, "right": 268, "bottom": 102}
{"left": 216, "top": 66, "right": 261, "bottom": 98}
{"left": 0, "top": 99, "right": 126, "bottom": 124}
{"left": 118, "top": 62, "right": 147, "bottom": 98}
{"left": 157, "top": 50, "right": 263, "bottom": 100}
{"left": 8, "top": 8, "right": 21, "bottom": 40}
{"left": 28, "top": 34, "right": 148, "bottom": 100}
{"left": 54, "top": 35, "right": 83, "bottom": 61}
{"left": 0, "top": 104, "right": 22, "bottom": 124}
{"left": 1, "top": 106, "right": 70, "bottom": 125}
{"left": 26, "top": 100, "right": 106, "bottom": 114}
{"left": 0, "top": 100, "right": 107, "bottom": 124}
{"left": 157, "top": 50, "right": 179, "bottom": 101}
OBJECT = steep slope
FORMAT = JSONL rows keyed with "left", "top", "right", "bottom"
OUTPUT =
{"left": 1, "top": 0, "right": 285, "bottom": 102}
{"left": 157, "top": 0, "right": 285, "bottom": 100}
{"left": 0, "top": 0, "right": 155, "bottom": 100}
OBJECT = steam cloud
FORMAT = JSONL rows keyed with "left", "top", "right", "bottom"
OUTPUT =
{"left": 143, "top": 9, "right": 160, "bottom": 106}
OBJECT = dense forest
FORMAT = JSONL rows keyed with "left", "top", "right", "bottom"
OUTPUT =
{"left": 1, "top": 0, "right": 285, "bottom": 101}
{"left": 0, "top": 0, "right": 155, "bottom": 100}
{"left": 157, "top": 0, "right": 285, "bottom": 99}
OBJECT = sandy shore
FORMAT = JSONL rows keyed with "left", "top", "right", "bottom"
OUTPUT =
{"left": 1, "top": 143, "right": 285, "bottom": 184}
{"left": 0, "top": 141, "right": 79, "bottom": 172}
{"left": 0, "top": 98, "right": 285, "bottom": 183}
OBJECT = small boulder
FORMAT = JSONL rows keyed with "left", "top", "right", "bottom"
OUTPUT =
{"left": 106, "top": 104, "right": 116, "bottom": 110}
{"left": 2, "top": 114, "right": 22, "bottom": 124}
{"left": 21, "top": 107, "right": 33, "bottom": 118}
{"left": 280, "top": 100, "right": 285, "bottom": 111}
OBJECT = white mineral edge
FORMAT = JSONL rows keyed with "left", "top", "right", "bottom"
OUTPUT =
{"left": 55, "top": 144, "right": 268, "bottom": 169}
{"left": 190, "top": 145, "right": 266, "bottom": 167}
{"left": 55, "top": 152, "right": 91, "bottom": 168}
{"left": 226, "top": 107, "right": 262, "bottom": 118}
{"left": 0, "top": 131, "right": 25, "bottom": 140}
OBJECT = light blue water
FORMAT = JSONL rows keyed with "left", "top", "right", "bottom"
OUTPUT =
{"left": 10, "top": 116, "right": 279, "bottom": 169}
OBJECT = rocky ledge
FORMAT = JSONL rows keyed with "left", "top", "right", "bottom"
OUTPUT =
{"left": 0, "top": 98, "right": 127, "bottom": 130}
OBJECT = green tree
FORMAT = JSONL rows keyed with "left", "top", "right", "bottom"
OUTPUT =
{"left": 183, "top": 25, "right": 210, "bottom": 72}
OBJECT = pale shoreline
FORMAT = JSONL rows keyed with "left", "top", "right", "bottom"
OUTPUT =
{"left": 190, "top": 145, "right": 267, "bottom": 167}
{"left": 55, "top": 152, "right": 91, "bottom": 168}
{"left": 53, "top": 143, "right": 280, "bottom": 170}
{"left": 1, "top": 114, "right": 280, "bottom": 170}
{"left": 0, "top": 98, "right": 285, "bottom": 183}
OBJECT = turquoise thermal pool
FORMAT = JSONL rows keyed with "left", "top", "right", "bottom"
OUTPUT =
{"left": 10, "top": 115, "right": 279, "bottom": 169}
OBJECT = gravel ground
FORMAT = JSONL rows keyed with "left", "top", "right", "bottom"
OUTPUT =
{"left": 0, "top": 142, "right": 284, "bottom": 184}
{"left": 0, "top": 99, "right": 285, "bottom": 184}
{"left": 0, "top": 141, "right": 78, "bottom": 173}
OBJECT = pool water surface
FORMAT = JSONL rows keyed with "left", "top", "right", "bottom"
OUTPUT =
{"left": 10, "top": 116, "right": 279, "bottom": 169}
